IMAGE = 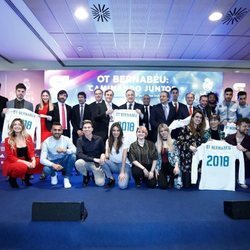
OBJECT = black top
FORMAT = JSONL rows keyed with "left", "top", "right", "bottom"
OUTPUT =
{"left": 17, "top": 146, "right": 29, "bottom": 161}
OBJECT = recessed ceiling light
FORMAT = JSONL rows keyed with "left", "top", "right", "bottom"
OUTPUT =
{"left": 209, "top": 12, "right": 223, "bottom": 21}
{"left": 22, "top": 68, "right": 28, "bottom": 71}
{"left": 74, "top": 7, "right": 89, "bottom": 20}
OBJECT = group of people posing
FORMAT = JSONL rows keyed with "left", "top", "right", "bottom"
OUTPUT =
{"left": 0, "top": 82, "right": 249, "bottom": 190}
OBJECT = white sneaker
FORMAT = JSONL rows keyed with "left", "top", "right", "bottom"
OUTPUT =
{"left": 240, "top": 184, "right": 248, "bottom": 189}
{"left": 64, "top": 178, "right": 71, "bottom": 189}
{"left": 51, "top": 173, "right": 58, "bottom": 185}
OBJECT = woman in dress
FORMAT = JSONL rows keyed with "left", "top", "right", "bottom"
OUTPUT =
{"left": 2, "top": 118, "right": 43, "bottom": 188}
{"left": 156, "top": 123, "right": 180, "bottom": 189}
{"left": 35, "top": 90, "right": 55, "bottom": 180}
{"left": 176, "top": 110, "right": 206, "bottom": 188}
{"left": 35, "top": 90, "right": 55, "bottom": 142}
{"left": 101, "top": 122, "right": 131, "bottom": 189}
{"left": 129, "top": 126, "right": 158, "bottom": 188}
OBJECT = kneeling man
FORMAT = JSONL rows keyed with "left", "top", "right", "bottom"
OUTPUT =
{"left": 40, "top": 122, "right": 76, "bottom": 188}
{"left": 75, "top": 120, "right": 105, "bottom": 187}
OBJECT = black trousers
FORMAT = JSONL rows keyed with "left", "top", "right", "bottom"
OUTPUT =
{"left": 131, "top": 164, "right": 157, "bottom": 188}
{"left": 158, "top": 163, "right": 176, "bottom": 189}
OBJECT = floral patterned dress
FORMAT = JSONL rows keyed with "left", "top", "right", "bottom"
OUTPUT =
{"left": 176, "top": 125, "right": 203, "bottom": 173}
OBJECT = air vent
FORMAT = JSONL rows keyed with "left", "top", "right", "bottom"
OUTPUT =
{"left": 91, "top": 4, "right": 111, "bottom": 22}
{"left": 222, "top": 7, "right": 248, "bottom": 25}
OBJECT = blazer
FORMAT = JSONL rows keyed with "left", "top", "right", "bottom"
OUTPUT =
{"left": 142, "top": 105, "right": 153, "bottom": 130}
{"left": 169, "top": 102, "right": 189, "bottom": 120}
{"left": 93, "top": 101, "right": 119, "bottom": 141}
{"left": 53, "top": 102, "right": 72, "bottom": 137}
{"left": 71, "top": 103, "right": 92, "bottom": 132}
{"left": 0, "top": 95, "right": 8, "bottom": 131}
{"left": 6, "top": 99, "right": 33, "bottom": 112}
{"left": 3, "top": 135, "right": 35, "bottom": 176}
{"left": 35, "top": 103, "right": 56, "bottom": 131}
{"left": 150, "top": 103, "right": 176, "bottom": 142}
{"left": 119, "top": 102, "right": 144, "bottom": 125}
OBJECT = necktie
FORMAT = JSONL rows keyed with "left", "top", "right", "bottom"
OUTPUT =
{"left": 174, "top": 102, "right": 178, "bottom": 112}
{"left": 189, "top": 106, "right": 193, "bottom": 115}
{"left": 61, "top": 103, "right": 66, "bottom": 129}
{"left": 144, "top": 106, "right": 149, "bottom": 130}
{"left": 128, "top": 103, "right": 132, "bottom": 109}
{"left": 79, "top": 104, "right": 84, "bottom": 128}
{"left": 163, "top": 105, "right": 168, "bottom": 120}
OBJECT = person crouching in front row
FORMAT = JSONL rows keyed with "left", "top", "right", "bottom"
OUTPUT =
{"left": 75, "top": 120, "right": 106, "bottom": 187}
{"left": 40, "top": 122, "right": 76, "bottom": 188}
{"left": 3, "top": 118, "right": 43, "bottom": 188}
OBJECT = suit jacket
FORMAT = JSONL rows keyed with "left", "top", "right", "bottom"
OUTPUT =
{"left": 142, "top": 105, "right": 152, "bottom": 130}
{"left": 0, "top": 95, "right": 8, "bottom": 131}
{"left": 6, "top": 99, "right": 33, "bottom": 111}
{"left": 150, "top": 103, "right": 176, "bottom": 142}
{"left": 53, "top": 102, "right": 72, "bottom": 137}
{"left": 196, "top": 105, "right": 212, "bottom": 118}
{"left": 92, "top": 101, "right": 119, "bottom": 141}
{"left": 71, "top": 103, "right": 92, "bottom": 133}
{"left": 35, "top": 103, "right": 56, "bottom": 131}
{"left": 119, "top": 102, "right": 144, "bottom": 125}
{"left": 169, "top": 102, "right": 189, "bottom": 120}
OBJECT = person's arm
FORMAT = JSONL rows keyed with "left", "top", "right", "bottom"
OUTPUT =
{"left": 40, "top": 141, "right": 54, "bottom": 167}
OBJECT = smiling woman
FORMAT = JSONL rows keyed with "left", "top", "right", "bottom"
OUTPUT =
{"left": 2, "top": 118, "right": 43, "bottom": 188}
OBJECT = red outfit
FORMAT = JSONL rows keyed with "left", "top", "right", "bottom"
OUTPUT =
{"left": 37, "top": 103, "right": 52, "bottom": 142}
{"left": 2, "top": 135, "right": 43, "bottom": 178}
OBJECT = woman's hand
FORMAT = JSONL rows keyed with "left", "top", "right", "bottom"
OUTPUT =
{"left": 190, "top": 145, "right": 197, "bottom": 153}
{"left": 148, "top": 171, "right": 154, "bottom": 180}
{"left": 143, "top": 167, "right": 149, "bottom": 177}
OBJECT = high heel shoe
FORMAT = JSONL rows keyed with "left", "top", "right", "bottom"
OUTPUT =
{"left": 9, "top": 177, "right": 19, "bottom": 188}
{"left": 24, "top": 174, "right": 32, "bottom": 186}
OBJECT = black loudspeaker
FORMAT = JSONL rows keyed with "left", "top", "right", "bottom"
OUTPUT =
{"left": 32, "top": 202, "right": 88, "bottom": 221}
{"left": 224, "top": 201, "right": 250, "bottom": 219}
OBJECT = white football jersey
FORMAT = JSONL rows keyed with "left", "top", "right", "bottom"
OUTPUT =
{"left": 2, "top": 108, "right": 41, "bottom": 149}
{"left": 191, "top": 140, "right": 245, "bottom": 191}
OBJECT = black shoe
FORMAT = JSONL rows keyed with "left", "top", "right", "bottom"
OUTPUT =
{"left": 135, "top": 178, "right": 142, "bottom": 188}
{"left": 24, "top": 174, "right": 32, "bottom": 186}
{"left": 39, "top": 172, "right": 46, "bottom": 181}
{"left": 83, "top": 175, "right": 90, "bottom": 187}
{"left": 105, "top": 178, "right": 115, "bottom": 188}
{"left": 9, "top": 177, "right": 19, "bottom": 188}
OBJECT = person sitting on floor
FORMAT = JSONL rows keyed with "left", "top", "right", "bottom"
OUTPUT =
{"left": 155, "top": 123, "right": 180, "bottom": 189}
{"left": 101, "top": 122, "right": 131, "bottom": 189}
{"left": 129, "top": 126, "right": 158, "bottom": 188}
{"left": 40, "top": 122, "right": 76, "bottom": 188}
{"left": 2, "top": 118, "right": 43, "bottom": 188}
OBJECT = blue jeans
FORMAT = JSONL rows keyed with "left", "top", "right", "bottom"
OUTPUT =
{"left": 43, "top": 154, "right": 76, "bottom": 178}
{"left": 101, "top": 160, "right": 131, "bottom": 189}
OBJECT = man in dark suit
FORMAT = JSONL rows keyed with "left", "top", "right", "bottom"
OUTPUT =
{"left": 170, "top": 87, "right": 189, "bottom": 120}
{"left": 141, "top": 94, "right": 153, "bottom": 141}
{"left": 92, "top": 89, "right": 119, "bottom": 142}
{"left": 119, "top": 89, "right": 144, "bottom": 125}
{"left": 185, "top": 92, "right": 197, "bottom": 116}
{"left": 0, "top": 83, "right": 8, "bottom": 142}
{"left": 196, "top": 94, "right": 212, "bottom": 119}
{"left": 5, "top": 83, "right": 33, "bottom": 111}
{"left": 71, "top": 91, "right": 91, "bottom": 146}
{"left": 150, "top": 91, "right": 176, "bottom": 142}
{"left": 169, "top": 87, "right": 190, "bottom": 139}
{"left": 54, "top": 90, "right": 72, "bottom": 138}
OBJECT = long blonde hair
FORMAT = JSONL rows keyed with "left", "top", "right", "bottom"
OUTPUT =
{"left": 8, "top": 118, "right": 29, "bottom": 150}
{"left": 39, "top": 90, "right": 54, "bottom": 111}
{"left": 156, "top": 123, "right": 174, "bottom": 153}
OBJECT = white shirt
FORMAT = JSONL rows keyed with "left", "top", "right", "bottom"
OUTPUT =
{"left": 191, "top": 140, "right": 245, "bottom": 191}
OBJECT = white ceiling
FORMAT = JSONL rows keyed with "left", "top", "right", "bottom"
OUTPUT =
{"left": 0, "top": 0, "right": 249, "bottom": 71}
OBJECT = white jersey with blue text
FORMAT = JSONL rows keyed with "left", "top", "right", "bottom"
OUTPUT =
{"left": 191, "top": 140, "right": 245, "bottom": 191}
{"left": 2, "top": 108, "right": 41, "bottom": 149}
